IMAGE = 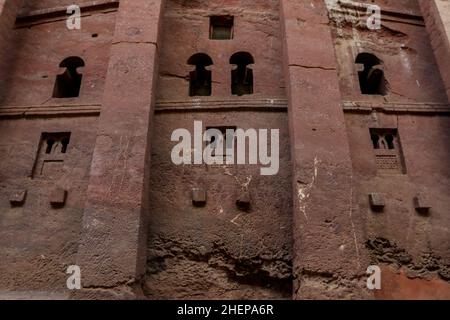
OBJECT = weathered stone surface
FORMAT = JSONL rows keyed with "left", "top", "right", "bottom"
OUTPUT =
{"left": 419, "top": 0, "right": 450, "bottom": 102}
{"left": 0, "top": 0, "right": 23, "bottom": 103}
{"left": 75, "top": 0, "right": 164, "bottom": 294}
{"left": 0, "top": 0, "right": 449, "bottom": 300}
{"left": 144, "top": 111, "right": 293, "bottom": 299}
{"left": 281, "top": 0, "right": 369, "bottom": 299}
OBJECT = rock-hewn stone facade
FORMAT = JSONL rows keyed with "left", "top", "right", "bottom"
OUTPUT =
{"left": 0, "top": 0, "right": 449, "bottom": 299}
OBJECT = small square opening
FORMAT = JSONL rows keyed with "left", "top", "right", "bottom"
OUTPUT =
{"left": 210, "top": 16, "right": 234, "bottom": 40}
{"left": 206, "top": 126, "right": 237, "bottom": 157}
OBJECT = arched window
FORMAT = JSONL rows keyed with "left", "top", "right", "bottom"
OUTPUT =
{"left": 230, "top": 52, "right": 254, "bottom": 96}
{"left": 188, "top": 53, "right": 213, "bottom": 97}
{"left": 53, "top": 57, "right": 85, "bottom": 98}
{"left": 355, "top": 53, "right": 387, "bottom": 95}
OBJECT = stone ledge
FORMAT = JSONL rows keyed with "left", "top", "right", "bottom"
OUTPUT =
{"left": 155, "top": 98, "right": 288, "bottom": 112}
{"left": 16, "top": 0, "right": 119, "bottom": 27}
{"left": 342, "top": 101, "right": 450, "bottom": 114}
{"left": 0, "top": 104, "right": 101, "bottom": 118}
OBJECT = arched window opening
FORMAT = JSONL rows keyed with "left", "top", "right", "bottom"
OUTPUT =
{"left": 355, "top": 53, "right": 387, "bottom": 95}
{"left": 188, "top": 53, "right": 213, "bottom": 97}
{"left": 371, "top": 133, "right": 380, "bottom": 149}
{"left": 385, "top": 134, "right": 395, "bottom": 150}
{"left": 53, "top": 57, "right": 85, "bottom": 98}
{"left": 230, "top": 52, "right": 254, "bottom": 96}
{"left": 43, "top": 132, "right": 72, "bottom": 155}
{"left": 371, "top": 131, "right": 396, "bottom": 151}
{"left": 46, "top": 139, "right": 56, "bottom": 154}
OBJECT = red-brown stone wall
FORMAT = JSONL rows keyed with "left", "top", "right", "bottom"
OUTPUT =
{"left": 331, "top": 0, "right": 448, "bottom": 104}
{"left": 145, "top": 0, "right": 292, "bottom": 299}
{"left": 328, "top": 0, "right": 450, "bottom": 299}
{"left": 0, "top": 2, "right": 116, "bottom": 298}
{"left": 145, "top": 111, "right": 292, "bottom": 299}
{"left": 0, "top": 0, "right": 449, "bottom": 300}
{"left": 1, "top": 10, "right": 116, "bottom": 106}
{"left": 20, "top": 0, "right": 105, "bottom": 13}
{"left": 156, "top": 0, "right": 285, "bottom": 100}
{"left": 0, "top": 116, "right": 98, "bottom": 297}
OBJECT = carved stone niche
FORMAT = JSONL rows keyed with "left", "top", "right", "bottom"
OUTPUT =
{"left": 414, "top": 194, "right": 431, "bottom": 215}
{"left": 192, "top": 188, "right": 207, "bottom": 207}
{"left": 236, "top": 190, "right": 251, "bottom": 212}
{"left": 10, "top": 190, "right": 27, "bottom": 207}
{"left": 370, "top": 128, "right": 406, "bottom": 175}
{"left": 32, "top": 132, "right": 71, "bottom": 180}
{"left": 49, "top": 188, "right": 68, "bottom": 208}
{"left": 369, "top": 193, "right": 385, "bottom": 212}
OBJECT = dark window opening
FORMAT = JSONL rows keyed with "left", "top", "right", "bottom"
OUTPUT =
{"left": 42, "top": 132, "right": 72, "bottom": 155}
{"left": 356, "top": 53, "right": 387, "bottom": 95}
{"left": 371, "top": 133, "right": 380, "bottom": 149}
{"left": 210, "top": 16, "right": 234, "bottom": 40}
{"left": 46, "top": 139, "right": 55, "bottom": 154}
{"left": 230, "top": 52, "right": 254, "bottom": 96}
{"left": 188, "top": 53, "right": 213, "bottom": 97}
{"left": 385, "top": 134, "right": 395, "bottom": 150}
{"left": 370, "top": 130, "right": 396, "bottom": 150}
{"left": 53, "top": 56, "right": 85, "bottom": 98}
{"left": 61, "top": 137, "right": 70, "bottom": 153}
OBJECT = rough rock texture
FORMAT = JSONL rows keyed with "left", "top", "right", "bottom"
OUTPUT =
{"left": 0, "top": 0, "right": 24, "bottom": 104}
{"left": 0, "top": 0, "right": 449, "bottom": 300}
{"left": 144, "top": 111, "right": 292, "bottom": 299}
{"left": 141, "top": 0, "right": 293, "bottom": 300}
{"left": 156, "top": 0, "right": 285, "bottom": 100}
{"left": 419, "top": 0, "right": 450, "bottom": 101}
{"left": 0, "top": 117, "right": 98, "bottom": 294}
{"left": 328, "top": 0, "right": 450, "bottom": 299}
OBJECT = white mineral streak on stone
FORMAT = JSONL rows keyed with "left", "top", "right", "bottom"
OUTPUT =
{"left": 297, "top": 157, "right": 321, "bottom": 221}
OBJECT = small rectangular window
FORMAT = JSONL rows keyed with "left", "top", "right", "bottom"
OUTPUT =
{"left": 210, "top": 16, "right": 234, "bottom": 40}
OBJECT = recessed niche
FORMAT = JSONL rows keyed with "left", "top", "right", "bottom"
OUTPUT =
{"left": 370, "top": 128, "right": 405, "bottom": 174}
{"left": 32, "top": 132, "right": 72, "bottom": 179}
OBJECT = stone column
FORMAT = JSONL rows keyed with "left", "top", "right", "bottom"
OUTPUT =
{"left": 76, "top": 0, "right": 165, "bottom": 298}
{"left": 280, "top": 0, "right": 367, "bottom": 299}
{"left": 0, "top": 0, "right": 23, "bottom": 102}
{"left": 419, "top": 0, "right": 450, "bottom": 102}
